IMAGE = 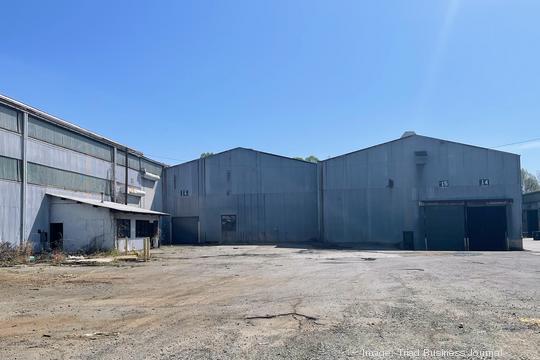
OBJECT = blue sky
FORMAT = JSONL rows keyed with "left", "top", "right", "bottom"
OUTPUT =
{"left": 0, "top": 0, "right": 539, "bottom": 174}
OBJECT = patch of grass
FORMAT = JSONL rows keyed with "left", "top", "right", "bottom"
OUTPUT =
{"left": 50, "top": 250, "right": 66, "bottom": 265}
{"left": 84, "top": 248, "right": 121, "bottom": 258}
{"left": 0, "top": 242, "right": 33, "bottom": 267}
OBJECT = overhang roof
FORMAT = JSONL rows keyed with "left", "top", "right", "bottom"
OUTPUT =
{"left": 47, "top": 192, "right": 168, "bottom": 216}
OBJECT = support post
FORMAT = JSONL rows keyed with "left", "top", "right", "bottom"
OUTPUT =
{"left": 316, "top": 162, "right": 324, "bottom": 243}
{"left": 124, "top": 149, "right": 128, "bottom": 205}
{"left": 111, "top": 147, "right": 116, "bottom": 202}
{"left": 20, "top": 112, "right": 28, "bottom": 246}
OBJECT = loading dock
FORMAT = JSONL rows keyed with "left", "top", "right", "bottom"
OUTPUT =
{"left": 421, "top": 200, "right": 511, "bottom": 251}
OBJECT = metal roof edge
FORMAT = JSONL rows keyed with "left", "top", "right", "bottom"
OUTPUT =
{"left": 0, "top": 94, "right": 168, "bottom": 167}
{"left": 322, "top": 134, "right": 520, "bottom": 162}
{"left": 168, "top": 147, "right": 318, "bottom": 167}
{"left": 46, "top": 191, "right": 169, "bottom": 215}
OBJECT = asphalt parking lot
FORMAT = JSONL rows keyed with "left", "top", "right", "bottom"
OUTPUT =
{"left": 1, "top": 243, "right": 539, "bottom": 360}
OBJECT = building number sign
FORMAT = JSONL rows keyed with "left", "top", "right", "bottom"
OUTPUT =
{"left": 439, "top": 180, "right": 449, "bottom": 188}
{"left": 479, "top": 178, "right": 490, "bottom": 186}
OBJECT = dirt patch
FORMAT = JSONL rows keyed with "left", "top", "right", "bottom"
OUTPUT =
{"left": 0, "top": 246, "right": 538, "bottom": 360}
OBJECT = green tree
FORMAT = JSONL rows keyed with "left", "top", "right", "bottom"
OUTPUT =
{"left": 521, "top": 168, "right": 540, "bottom": 193}
{"left": 200, "top": 152, "right": 214, "bottom": 158}
{"left": 304, "top": 155, "right": 320, "bottom": 163}
{"left": 294, "top": 155, "right": 320, "bottom": 163}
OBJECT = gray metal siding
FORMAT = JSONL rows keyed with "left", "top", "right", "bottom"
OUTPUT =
{"left": 0, "top": 180, "right": 21, "bottom": 245}
{"left": 27, "top": 138, "right": 112, "bottom": 180}
{"left": 164, "top": 149, "right": 318, "bottom": 244}
{"left": 0, "top": 129, "right": 22, "bottom": 159}
{"left": 114, "top": 165, "right": 162, "bottom": 211}
{"left": 0, "top": 103, "right": 20, "bottom": 133}
{"left": 322, "top": 136, "right": 522, "bottom": 249}
{"left": 28, "top": 116, "right": 113, "bottom": 162}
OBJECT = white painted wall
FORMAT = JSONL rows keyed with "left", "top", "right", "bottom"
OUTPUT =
{"left": 114, "top": 213, "right": 160, "bottom": 251}
{"left": 49, "top": 198, "right": 114, "bottom": 253}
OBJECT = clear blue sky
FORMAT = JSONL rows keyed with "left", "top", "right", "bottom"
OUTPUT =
{"left": 1, "top": 0, "right": 539, "bottom": 174}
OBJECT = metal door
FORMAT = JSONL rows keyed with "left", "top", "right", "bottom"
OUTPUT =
{"left": 221, "top": 215, "right": 237, "bottom": 243}
{"left": 424, "top": 206, "right": 465, "bottom": 251}
{"left": 50, "top": 223, "right": 63, "bottom": 251}
{"left": 171, "top": 217, "right": 199, "bottom": 244}
{"left": 467, "top": 206, "right": 507, "bottom": 251}
{"left": 527, "top": 210, "right": 539, "bottom": 233}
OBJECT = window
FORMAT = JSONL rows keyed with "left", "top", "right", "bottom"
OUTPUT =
{"left": 141, "top": 159, "right": 162, "bottom": 176}
{"left": 28, "top": 116, "right": 113, "bottom": 161}
{"left": 128, "top": 154, "right": 140, "bottom": 170}
{"left": 0, "top": 103, "right": 21, "bottom": 133}
{"left": 27, "top": 162, "right": 111, "bottom": 194}
{"left": 0, "top": 155, "right": 21, "bottom": 182}
{"left": 117, "top": 219, "right": 131, "bottom": 238}
{"left": 136, "top": 220, "right": 158, "bottom": 238}
{"left": 221, "top": 215, "right": 237, "bottom": 232}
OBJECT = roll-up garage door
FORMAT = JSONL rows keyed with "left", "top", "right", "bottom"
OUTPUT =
{"left": 467, "top": 206, "right": 507, "bottom": 251}
{"left": 424, "top": 205, "right": 465, "bottom": 251}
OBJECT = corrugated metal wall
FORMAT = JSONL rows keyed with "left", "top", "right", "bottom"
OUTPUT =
{"left": 164, "top": 149, "right": 319, "bottom": 244}
{"left": 322, "top": 135, "right": 522, "bottom": 249}
{"left": 28, "top": 116, "right": 113, "bottom": 161}
{"left": 0, "top": 99, "right": 166, "bottom": 249}
{"left": 0, "top": 181, "right": 21, "bottom": 244}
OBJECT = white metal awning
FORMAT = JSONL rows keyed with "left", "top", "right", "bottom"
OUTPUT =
{"left": 46, "top": 192, "right": 168, "bottom": 215}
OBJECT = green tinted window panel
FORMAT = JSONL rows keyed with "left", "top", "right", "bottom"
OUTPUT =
{"left": 28, "top": 117, "right": 113, "bottom": 161}
{"left": 0, "top": 156, "right": 20, "bottom": 181}
{"left": 141, "top": 159, "right": 162, "bottom": 176}
{"left": 116, "top": 150, "right": 127, "bottom": 166}
{"left": 128, "top": 154, "right": 140, "bottom": 170}
{"left": 28, "top": 162, "right": 111, "bottom": 195}
{"left": 0, "top": 104, "right": 20, "bottom": 133}
{"left": 116, "top": 150, "right": 140, "bottom": 170}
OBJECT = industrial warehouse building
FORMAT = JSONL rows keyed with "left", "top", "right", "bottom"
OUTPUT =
{"left": 164, "top": 134, "right": 522, "bottom": 251}
{"left": 0, "top": 95, "right": 166, "bottom": 253}
{"left": 163, "top": 148, "right": 319, "bottom": 244}
{"left": 522, "top": 191, "right": 540, "bottom": 238}
{"left": 320, "top": 134, "right": 522, "bottom": 251}
{"left": 0, "top": 95, "right": 524, "bottom": 252}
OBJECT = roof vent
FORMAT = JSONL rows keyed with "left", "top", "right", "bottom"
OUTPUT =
{"left": 401, "top": 131, "right": 416, "bottom": 138}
